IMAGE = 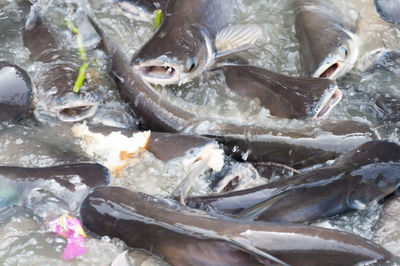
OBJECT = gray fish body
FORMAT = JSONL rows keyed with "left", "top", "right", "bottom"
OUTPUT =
{"left": 211, "top": 120, "right": 374, "bottom": 168}
{"left": 149, "top": 132, "right": 214, "bottom": 162}
{"left": 375, "top": 194, "right": 400, "bottom": 255}
{"left": 90, "top": 18, "right": 374, "bottom": 167}
{"left": 0, "top": 163, "right": 110, "bottom": 218}
{"left": 186, "top": 141, "right": 400, "bottom": 223}
{"left": 89, "top": 15, "right": 199, "bottom": 132}
{"left": 132, "top": 0, "right": 238, "bottom": 85}
{"left": 81, "top": 186, "right": 397, "bottom": 266}
{"left": 23, "top": 12, "right": 101, "bottom": 122}
{"left": 219, "top": 65, "right": 341, "bottom": 119}
{"left": 0, "top": 125, "right": 92, "bottom": 167}
{"left": 0, "top": 62, "right": 33, "bottom": 122}
{"left": 376, "top": 93, "right": 400, "bottom": 122}
{"left": 374, "top": 0, "right": 400, "bottom": 25}
{"left": 294, "top": 0, "right": 359, "bottom": 79}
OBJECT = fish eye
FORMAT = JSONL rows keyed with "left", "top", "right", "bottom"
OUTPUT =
{"left": 341, "top": 46, "right": 348, "bottom": 57}
{"left": 187, "top": 57, "right": 196, "bottom": 72}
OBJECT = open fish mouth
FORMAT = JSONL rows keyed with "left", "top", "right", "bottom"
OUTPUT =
{"left": 313, "top": 86, "right": 342, "bottom": 119}
{"left": 319, "top": 62, "right": 339, "bottom": 78}
{"left": 135, "top": 62, "right": 182, "bottom": 85}
{"left": 314, "top": 60, "right": 341, "bottom": 79}
{"left": 56, "top": 103, "right": 99, "bottom": 123}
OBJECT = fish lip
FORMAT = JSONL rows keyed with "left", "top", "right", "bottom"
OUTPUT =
{"left": 134, "top": 60, "right": 183, "bottom": 86}
{"left": 312, "top": 85, "right": 342, "bottom": 120}
{"left": 56, "top": 102, "right": 99, "bottom": 123}
{"left": 314, "top": 60, "right": 341, "bottom": 79}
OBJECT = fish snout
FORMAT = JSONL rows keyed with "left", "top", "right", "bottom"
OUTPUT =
{"left": 312, "top": 86, "right": 343, "bottom": 120}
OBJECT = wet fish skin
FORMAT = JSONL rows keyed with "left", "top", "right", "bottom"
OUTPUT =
{"left": 218, "top": 65, "right": 341, "bottom": 119}
{"left": 81, "top": 186, "right": 398, "bottom": 266}
{"left": 84, "top": 125, "right": 252, "bottom": 195}
{"left": 0, "top": 62, "right": 34, "bottom": 122}
{"left": 186, "top": 141, "right": 400, "bottom": 223}
{"left": 23, "top": 10, "right": 101, "bottom": 123}
{"left": 211, "top": 120, "right": 375, "bottom": 169}
{"left": 90, "top": 17, "right": 374, "bottom": 168}
{"left": 294, "top": 0, "right": 359, "bottom": 79}
{"left": 0, "top": 125, "right": 92, "bottom": 166}
{"left": 374, "top": 0, "right": 400, "bottom": 25}
{"left": 358, "top": 49, "right": 400, "bottom": 73}
{"left": 375, "top": 194, "right": 400, "bottom": 255}
{"left": 88, "top": 15, "right": 199, "bottom": 132}
{"left": 375, "top": 93, "right": 400, "bottom": 122}
{"left": 131, "top": 0, "right": 252, "bottom": 85}
{"left": 0, "top": 163, "right": 110, "bottom": 216}
{"left": 0, "top": 163, "right": 110, "bottom": 189}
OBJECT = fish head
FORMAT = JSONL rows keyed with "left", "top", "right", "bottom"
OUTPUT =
{"left": 313, "top": 31, "right": 359, "bottom": 79}
{"left": 132, "top": 24, "right": 215, "bottom": 86}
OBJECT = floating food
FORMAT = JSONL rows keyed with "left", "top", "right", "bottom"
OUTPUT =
{"left": 72, "top": 123, "right": 150, "bottom": 175}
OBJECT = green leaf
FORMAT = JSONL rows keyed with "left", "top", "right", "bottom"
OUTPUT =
{"left": 153, "top": 9, "right": 163, "bottom": 29}
{"left": 73, "top": 63, "right": 89, "bottom": 93}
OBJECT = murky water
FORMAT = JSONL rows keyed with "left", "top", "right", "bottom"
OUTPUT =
{"left": 0, "top": 0, "right": 399, "bottom": 264}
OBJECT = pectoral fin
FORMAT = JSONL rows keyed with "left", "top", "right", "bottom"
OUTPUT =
{"left": 215, "top": 24, "right": 262, "bottom": 58}
{"left": 231, "top": 237, "right": 289, "bottom": 266}
{"left": 351, "top": 13, "right": 361, "bottom": 35}
{"left": 347, "top": 183, "right": 386, "bottom": 210}
{"left": 235, "top": 191, "right": 288, "bottom": 220}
